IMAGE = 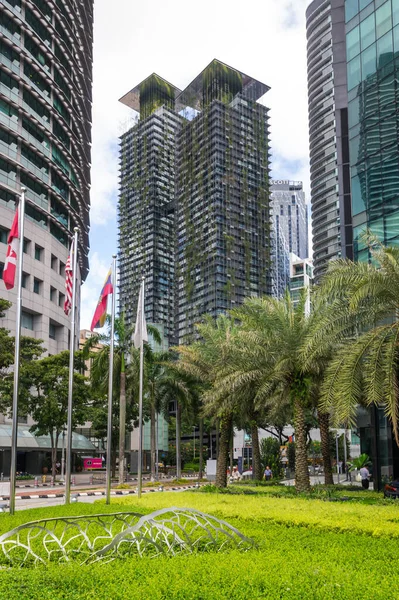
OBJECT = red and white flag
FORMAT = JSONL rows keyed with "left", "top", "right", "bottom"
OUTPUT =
{"left": 64, "top": 239, "right": 74, "bottom": 315}
{"left": 2, "top": 207, "right": 19, "bottom": 290}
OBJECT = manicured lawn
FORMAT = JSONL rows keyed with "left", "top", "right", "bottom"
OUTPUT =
{"left": 0, "top": 489, "right": 398, "bottom": 599}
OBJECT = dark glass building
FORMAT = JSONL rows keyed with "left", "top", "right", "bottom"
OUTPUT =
{"left": 345, "top": 0, "right": 399, "bottom": 485}
{"left": 118, "top": 60, "right": 272, "bottom": 345}
{"left": 119, "top": 74, "right": 181, "bottom": 344}
{"left": 0, "top": 0, "right": 93, "bottom": 353}
{"left": 175, "top": 61, "right": 271, "bottom": 342}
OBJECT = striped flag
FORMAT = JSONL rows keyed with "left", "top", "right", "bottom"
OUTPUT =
{"left": 133, "top": 279, "right": 148, "bottom": 349}
{"left": 2, "top": 206, "right": 19, "bottom": 290}
{"left": 64, "top": 239, "right": 74, "bottom": 315}
{"left": 90, "top": 268, "right": 113, "bottom": 330}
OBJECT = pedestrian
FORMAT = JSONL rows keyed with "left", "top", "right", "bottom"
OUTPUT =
{"left": 359, "top": 465, "right": 370, "bottom": 489}
{"left": 264, "top": 466, "right": 272, "bottom": 481}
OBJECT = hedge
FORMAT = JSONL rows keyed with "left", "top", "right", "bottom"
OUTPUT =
{"left": 0, "top": 493, "right": 398, "bottom": 598}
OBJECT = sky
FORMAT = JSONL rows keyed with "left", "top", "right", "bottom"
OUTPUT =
{"left": 80, "top": 0, "right": 312, "bottom": 329}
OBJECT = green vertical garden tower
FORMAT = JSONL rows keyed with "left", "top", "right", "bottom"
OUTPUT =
{"left": 118, "top": 61, "right": 272, "bottom": 345}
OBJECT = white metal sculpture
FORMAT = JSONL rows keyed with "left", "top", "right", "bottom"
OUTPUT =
{"left": 0, "top": 508, "right": 254, "bottom": 567}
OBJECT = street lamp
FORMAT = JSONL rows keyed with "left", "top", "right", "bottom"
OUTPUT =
{"left": 335, "top": 433, "right": 340, "bottom": 484}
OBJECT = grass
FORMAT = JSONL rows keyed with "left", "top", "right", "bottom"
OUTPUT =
{"left": 0, "top": 489, "right": 398, "bottom": 598}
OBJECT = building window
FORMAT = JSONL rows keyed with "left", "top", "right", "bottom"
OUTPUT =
{"left": 33, "top": 278, "right": 42, "bottom": 294}
{"left": 23, "top": 238, "right": 30, "bottom": 254}
{"left": 22, "top": 273, "right": 29, "bottom": 289}
{"left": 50, "top": 285, "right": 56, "bottom": 301}
{"left": 21, "top": 311, "right": 33, "bottom": 330}
{"left": 0, "top": 228, "right": 8, "bottom": 244}
{"left": 49, "top": 322, "right": 56, "bottom": 340}
{"left": 35, "top": 244, "right": 43, "bottom": 261}
{"left": 59, "top": 261, "right": 65, "bottom": 276}
{"left": 59, "top": 292, "right": 65, "bottom": 308}
{"left": 51, "top": 254, "right": 57, "bottom": 270}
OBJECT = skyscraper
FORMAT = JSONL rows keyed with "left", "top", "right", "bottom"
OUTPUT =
{"left": 345, "top": 0, "right": 399, "bottom": 260}
{"left": 270, "top": 179, "right": 308, "bottom": 258}
{"left": 0, "top": 0, "right": 93, "bottom": 352}
{"left": 119, "top": 74, "right": 181, "bottom": 345}
{"left": 306, "top": 0, "right": 351, "bottom": 280}
{"left": 118, "top": 60, "right": 272, "bottom": 345}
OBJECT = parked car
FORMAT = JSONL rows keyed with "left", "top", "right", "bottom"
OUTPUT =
{"left": 384, "top": 480, "right": 399, "bottom": 499}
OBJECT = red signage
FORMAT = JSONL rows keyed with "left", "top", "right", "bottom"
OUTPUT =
{"left": 83, "top": 458, "right": 103, "bottom": 470}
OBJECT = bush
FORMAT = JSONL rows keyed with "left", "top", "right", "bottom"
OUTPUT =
{"left": 1, "top": 490, "right": 399, "bottom": 598}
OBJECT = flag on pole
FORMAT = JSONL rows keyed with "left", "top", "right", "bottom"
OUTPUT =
{"left": 64, "top": 240, "right": 74, "bottom": 315}
{"left": 133, "top": 279, "right": 148, "bottom": 349}
{"left": 90, "top": 268, "right": 113, "bottom": 330}
{"left": 2, "top": 207, "right": 19, "bottom": 290}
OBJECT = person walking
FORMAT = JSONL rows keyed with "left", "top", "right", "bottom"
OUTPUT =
{"left": 359, "top": 465, "right": 370, "bottom": 489}
{"left": 264, "top": 466, "right": 272, "bottom": 481}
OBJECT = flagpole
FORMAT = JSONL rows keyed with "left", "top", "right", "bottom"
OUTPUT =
{"left": 65, "top": 228, "right": 79, "bottom": 505}
{"left": 9, "top": 187, "right": 26, "bottom": 515}
{"left": 106, "top": 255, "right": 117, "bottom": 504}
{"left": 137, "top": 277, "right": 145, "bottom": 499}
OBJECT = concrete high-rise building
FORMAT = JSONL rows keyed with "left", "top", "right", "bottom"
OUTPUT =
{"left": 118, "top": 60, "right": 272, "bottom": 345}
{"left": 0, "top": 0, "right": 93, "bottom": 353}
{"left": 289, "top": 253, "right": 313, "bottom": 315}
{"left": 270, "top": 180, "right": 308, "bottom": 259}
{"left": 306, "top": 0, "right": 351, "bottom": 281}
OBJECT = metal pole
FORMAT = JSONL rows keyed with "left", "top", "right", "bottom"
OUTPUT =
{"left": 60, "top": 429, "right": 65, "bottom": 482}
{"left": 106, "top": 255, "right": 117, "bottom": 504}
{"left": 64, "top": 228, "right": 79, "bottom": 505}
{"left": 343, "top": 428, "right": 348, "bottom": 481}
{"left": 155, "top": 412, "right": 159, "bottom": 481}
{"left": 137, "top": 277, "right": 145, "bottom": 499}
{"left": 193, "top": 427, "right": 196, "bottom": 460}
{"left": 9, "top": 188, "right": 26, "bottom": 515}
{"left": 335, "top": 433, "right": 340, "bottom": 484}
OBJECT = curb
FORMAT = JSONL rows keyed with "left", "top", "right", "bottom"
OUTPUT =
{"left": 0, "top": 484, "right": 204, "bottom": 501}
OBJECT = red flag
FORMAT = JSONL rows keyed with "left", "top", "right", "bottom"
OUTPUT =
{"left": 90, "top": 268, "right": 113, "bottom": 330}
{"left": 2, "top": 207, "right": 19, "bottom": 290}
{"left": 64, "top": 240, "right": 74, "bottom": 315}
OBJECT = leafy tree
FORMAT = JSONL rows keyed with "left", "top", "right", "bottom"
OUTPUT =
{"left": 0, "top": 351, "right": 90, "bottom": 478}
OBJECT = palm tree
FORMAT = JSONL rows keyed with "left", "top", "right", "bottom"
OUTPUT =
{"left": 307, "top": 239, "right": 399, "bottom": 445}
{"left": 175, "top": 315, "right": 238, "bottom": 488}
{"left": 213, "top": 291, "right": 325, "bottom": 492}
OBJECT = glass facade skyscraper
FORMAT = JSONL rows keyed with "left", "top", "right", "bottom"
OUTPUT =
{"left": 118, "top": 60, "right": 272, "bottom": 345}
{"left": 0, "top": 0, "right": 93, "bottom": 353}
{"left": 345, "top": 0, "right": 399, "bottom": 260}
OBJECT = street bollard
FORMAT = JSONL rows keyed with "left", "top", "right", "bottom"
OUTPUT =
{"left": 34, "top": 477, "right": 38, "bottom": 488}
{"left": 72, "top": 476, "right": 76, "bottom": 486}
{"left": 50, "top": 476, "right": 54, "bottom": 486}
{"left": 159, "top": 485, "right": 164, "bottom": 492}
{"left": 89, "top": 475, "right": 93, "bottom": 485}
{"left": 42, "top": 475, "right": 46, "bottom": 484}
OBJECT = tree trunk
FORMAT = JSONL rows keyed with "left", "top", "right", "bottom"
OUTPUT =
{"left": 176, "top": 401, "right": 181, "bottom": 479}
{"left": 118, "top": 360, "right": 126, "bottom": 484}
{"left": 215, "top": 413, "right": 233, "bottom": 488}
{"left": 318, "top": 410, "right": 334, "bottom": 485}
{"left": 294, "top": 398, "right": 310, "bottom": 492}
{"left": 199, "top": 418, "right": 204, "bottom": 479}
{"left": 251, "top": 423, "right": 263, "bottom": 481}
{"left": 150, "top": 402, "right": 156, "bottom": 481}
{"left": 111, "top": 446, "right": 117, "bottom": 478}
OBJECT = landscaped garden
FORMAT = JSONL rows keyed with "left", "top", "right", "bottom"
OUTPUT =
{"left": 0, "top": 487, "right": 399, "bottom": 599}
